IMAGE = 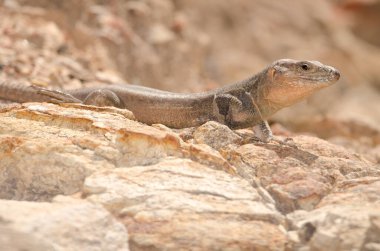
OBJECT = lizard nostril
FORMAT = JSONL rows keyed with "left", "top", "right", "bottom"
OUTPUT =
{"left": 329, "top": 67, "right": 340, "bottom": 80}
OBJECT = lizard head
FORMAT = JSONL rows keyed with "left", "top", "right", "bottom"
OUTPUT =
{"left": 263, "top": 59, "right": 340, "bottom": 107}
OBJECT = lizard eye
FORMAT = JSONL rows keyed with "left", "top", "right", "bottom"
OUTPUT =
{"left": 301, "top": 64, "right": 310, "bottom": 71}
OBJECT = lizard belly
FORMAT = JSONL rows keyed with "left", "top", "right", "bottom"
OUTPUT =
{"left": 132, "top": 106, "right": 211, "bottom": 128}
{"left": 123, "top": 96, "right": 214, "bottom": 128}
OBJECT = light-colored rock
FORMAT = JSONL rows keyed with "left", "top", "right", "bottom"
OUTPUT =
{"left": 1, "top": 101, "right": 378, "bottom": 251}
{"left": 226, "top": 135, "right": 377, "bottom": 213}
{"left": 0, "top": 225, "right": 54, "bottom": 251}
{"left": 84, "top": 158, "right": 286, "bottom": 251}
{"left": 193, "top": 121, "right": 242, "bottom": 150}
{"left": 0, "top": 103, "right": 174, "bottom": 200}
{"left": 0, "top": 103, "right": 235, "bottom": 200}
{"left": 0, "top": 196, "right": 129, "bottom": 251}
{"left": 287, "top": 178, "right": 380, "bottom": 251}
{"left": 183, "top": 142, "right": 237, "bottom": 174}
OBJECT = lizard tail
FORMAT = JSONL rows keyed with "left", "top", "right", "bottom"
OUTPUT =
{"left": 0, "top": 81, "right": 52, "bottom": 103}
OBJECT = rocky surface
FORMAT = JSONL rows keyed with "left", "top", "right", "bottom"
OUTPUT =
{"left": 84, "top": 158, "right": 286, "bottom": 250}
{"left": 0, "top": 196, "right": 129, "bottom": 251}
{"left": 0, "top": 103, "right": 235, "bottom": 201}
{"left": 0, "top": 0, "right": 380, "bottom": 251}
{"left": 0, "top": 103, "right": 378, "bottom": 250}
{"left": 288, "top": 177, "right": 380, "bottom": 251}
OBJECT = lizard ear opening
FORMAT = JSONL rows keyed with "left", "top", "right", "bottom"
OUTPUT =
{"left": 270, "top": 65, "right": 286, "bottom": 81}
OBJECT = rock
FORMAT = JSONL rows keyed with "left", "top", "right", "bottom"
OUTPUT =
{"left": 193, "top": 121, "right": 242, "bottom": 150}
{"left": 287, "top": 177, "right": 380, "bottom": 251}
{"left": 225, "top": 135, "right": 377, "bottom": 214}
{"left": 364, "top": 215, "right": 380, "bottom": 251}
{"left": 1, "top": 100, "right": 378, "bottom": 250}
{"left": 0, "top": 226, "right": 54, "bottom": 251}
{"left": 0, "top": 101, "right": 378, "bottom": 250}
{"left": 0, "top": 102, "right": 176, "bottom": 200}
{"left": 0, "top": 102, "right": 236, "bottom": 200}
{"left": 0, "top": 196, "right": 129, "bottom": 251}
{"left": 83, "top": 157, "right": 287, "bottom": 251}
{"left": 183, "top": 142, "right": 237, "bottom": 175}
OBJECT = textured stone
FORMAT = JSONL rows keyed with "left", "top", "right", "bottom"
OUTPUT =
{"left": 0, "top": 103, "right": 179, "bottom": 200}
{"left": 226, "top": 135, "right": 377, "bottom": 213}
{"left": 84, "top": 158, "right": 286, "bottom": 251}
{"left": 0, "top": 102, "right": 240, "bottom": 201}
{"left": 0, "top": 197, "right": 129, "bottom": 251}
{"left": 193, "top": 121, "right": 242, "bottom": 150}
{"left": 0, "top": 226, "right": 54, "bottom": 251}
{"left": 287, "top": 178, "right": 380, "bottom": 251}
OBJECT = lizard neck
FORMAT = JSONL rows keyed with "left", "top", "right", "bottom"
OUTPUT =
{"left": 244, "top": 69, "right": 280, "bottom": 120}
{"left": 255, "top": 83, "right": 311, "bottom": 119}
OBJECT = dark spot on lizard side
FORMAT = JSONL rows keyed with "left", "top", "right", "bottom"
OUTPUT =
{"left": 214, "top": 96, "right": 229, "bottom": 117}
{"left": 214, "top": 88, "right": 258, "bottom": 128}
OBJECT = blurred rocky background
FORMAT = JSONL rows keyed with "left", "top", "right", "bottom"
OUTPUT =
{"left": 1, "top": 0, "right": 380, "bottom": 250}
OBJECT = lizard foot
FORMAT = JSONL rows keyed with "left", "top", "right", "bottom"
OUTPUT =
{"left": 31, "top": 85, "right": 82, "bottom": 104}
{"left": 252, "top": 121, "right": 298, "bottom": 148}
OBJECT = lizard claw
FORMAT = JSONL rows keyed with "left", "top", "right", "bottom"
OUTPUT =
{"left": 251, "top": 135, "right": 298, "bottom": 148}
{"left": 252, "top": 121, "right": 297, "bottom": 148}
{"left": 270, "top": 136, "right": 298, "bottom": 148}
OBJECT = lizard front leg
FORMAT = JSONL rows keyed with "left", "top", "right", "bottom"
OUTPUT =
{"left": 214, "top": 89, "right": 289, "bottom": 144}
{"left": 253, "top": 120, "right": 296, "bottom": 146}
{"left": 252, "top": 120, "right": 273, "bottom": 143}
{"left": 214, "top": 89, "right": 271, "bottom": 140}
{"left": 214, "top": 89, "right": 258, "bottom": 129}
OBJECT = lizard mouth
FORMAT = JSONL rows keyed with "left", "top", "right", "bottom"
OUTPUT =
{"left": 328, "top": 67, "right": 340, "bottom": 81}
{"left": 299, "top": 68, "right": 340, "bottom": 84}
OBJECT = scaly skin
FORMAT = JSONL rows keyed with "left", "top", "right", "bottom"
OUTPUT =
{"left": 0, "top": 59, "right": 340, "bottom": 142}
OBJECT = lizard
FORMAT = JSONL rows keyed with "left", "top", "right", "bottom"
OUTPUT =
{"left": 0, "top": 59, "right": 340, "bottom": 142}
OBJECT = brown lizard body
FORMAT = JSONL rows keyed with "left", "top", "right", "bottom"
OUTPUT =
{"left": 0, "top": 59, "right": 340, "bottom": 142}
